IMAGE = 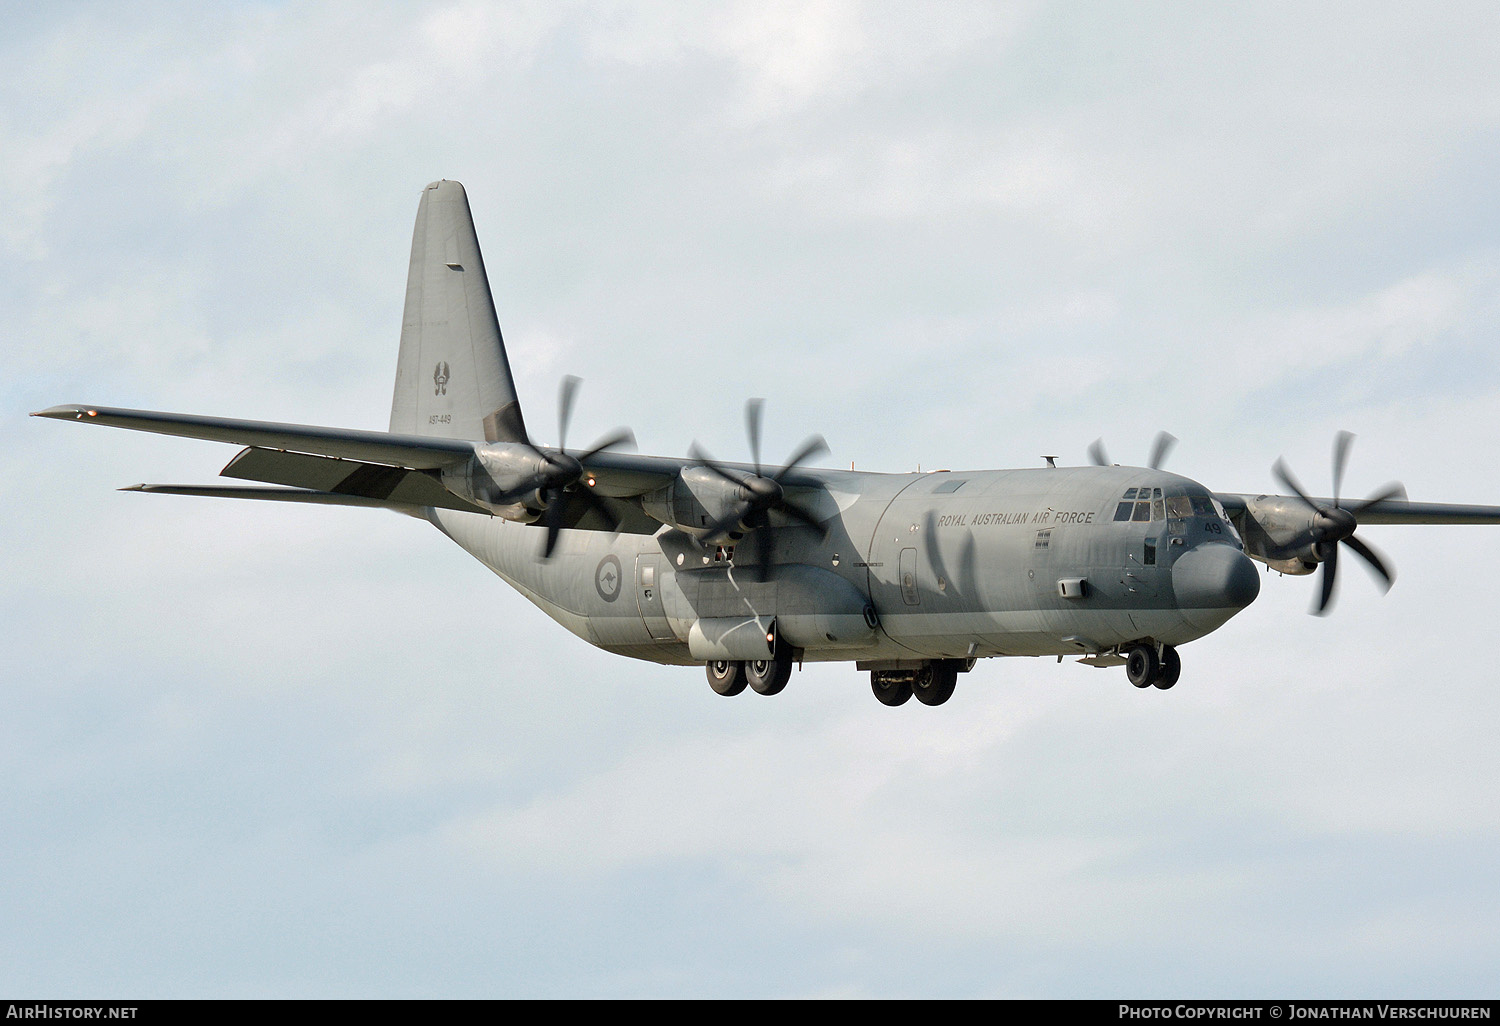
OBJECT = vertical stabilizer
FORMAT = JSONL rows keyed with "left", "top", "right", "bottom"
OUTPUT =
{"left": 390, "top": 180, "right": 528, "bottom": 443}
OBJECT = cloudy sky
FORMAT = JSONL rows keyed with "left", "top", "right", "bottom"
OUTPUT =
{"left": 6, "top": 1, "right": 1500, "bottom": 999}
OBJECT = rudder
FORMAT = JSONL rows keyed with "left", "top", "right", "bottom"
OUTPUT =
{"left": 389, "top": 180, "right": 528, "bottom": 443}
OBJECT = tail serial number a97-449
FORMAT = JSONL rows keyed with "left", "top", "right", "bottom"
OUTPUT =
{"left": 34, "top": 181, "right": 1500, "bottom": 707}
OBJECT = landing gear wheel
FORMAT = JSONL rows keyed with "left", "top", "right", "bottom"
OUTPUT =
{"left": 746, "top": 654, "right": 792, "bottom": 696}
{"left": 912, "top": 661, "right": 959, "bottom": 706}
{"left": 706, "top": 660, "right": 746, "bottom": 696}
{"left": 871, "top": 673, "right": 912, "bottom": 707}
{"left": 1125, "top": 645, "right": 1160, "bottom": 689}
{"left": 1153, "top": 646, "right": 1181, "bottom": 690}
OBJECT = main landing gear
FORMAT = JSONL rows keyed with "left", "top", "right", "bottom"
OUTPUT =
{"left": 1123, "top": 643, "right": 1181, "bottom": 690}
{"left": 705, "top": 649, "right": 794, "bottom": 697}
{"left": 871, "top": 660, "right": 962, "bottom": 707}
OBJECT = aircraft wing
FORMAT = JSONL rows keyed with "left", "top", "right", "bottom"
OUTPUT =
{"left": 31, "top": 405, "right": 477, "bottom": 469}
{"left": 119, "top": 484, "right": 429, "bottom": 508}
{"left": 1215, "top": 493, "right": 1500, "bottom": 524}
{"left": 32, "top": 402, "right": 679, "bottom": 528}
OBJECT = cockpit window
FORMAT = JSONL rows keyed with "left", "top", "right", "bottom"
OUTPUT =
{"left": 1115, "top": 486, "right": 1165, "bottom": 522}
{"left": 1158, "top": 484, "right": 1243, "bottom": 544}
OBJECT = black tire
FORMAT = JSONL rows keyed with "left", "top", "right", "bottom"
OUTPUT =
{"left": 912, "top": 661, "right": 959, "bottom": 706}
{"left": 1153, "top": 646, "right": 1181, "bottom": 690}
{"left": 1126, "top": 646, "right": 1159, "bottom": 688}
{"left": 707, "top": 660, "right": 747, "bottom": 696}
{"left": 871, "top": 673, "right": 913, "bottom": 706}
{"left": 746, "top": 655, "right": 792, "bottom": 696}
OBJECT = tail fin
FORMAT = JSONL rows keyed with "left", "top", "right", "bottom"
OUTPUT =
{"left": 389, "top": 180, "right": 528, "bottom": 444}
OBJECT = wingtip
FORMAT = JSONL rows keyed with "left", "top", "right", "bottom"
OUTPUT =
{"left": 119, "top": 484, "right": 147, "bottom": 492}
{"left": 31, "top": 404, "right": 88, "bottom": 420}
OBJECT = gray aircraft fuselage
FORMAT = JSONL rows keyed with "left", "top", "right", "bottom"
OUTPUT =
{"left": 434, "top": 463, "right": 1258, "bottom": 667}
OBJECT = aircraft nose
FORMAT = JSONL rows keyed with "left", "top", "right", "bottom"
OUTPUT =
{"left": 1172, "top": 543, "right": 1260, "bottom": 626}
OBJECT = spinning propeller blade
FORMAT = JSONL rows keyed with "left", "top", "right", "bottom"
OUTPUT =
{"left": 1274, "top": 432, "right": 1400, "bottom": 614}
{"left": 690, "top": 399, "right": 830, "bottom": 581}
{"left": 1090, "top": 431, "right": 1176, "bottom": 469}
{"left": 530, "top": 376, "right": 635, "bottom": 560}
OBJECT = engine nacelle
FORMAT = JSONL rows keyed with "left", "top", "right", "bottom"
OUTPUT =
{"left": 1233, "top": 495, "right": 1321, "bottom": 575}
{"left": 640, "top": 465, "right": 747, "bottom": 534}
{"left": 439, "top": 442, "right": 551, "bottom": 521}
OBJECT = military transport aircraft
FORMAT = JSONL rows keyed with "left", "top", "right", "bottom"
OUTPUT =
{"left": 33, "top": 181, "right": 1500, "bottom": 707}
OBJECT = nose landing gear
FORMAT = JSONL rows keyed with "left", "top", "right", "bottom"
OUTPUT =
{"left": 1124, "top": 643, "right": 1181, "bottom": 690}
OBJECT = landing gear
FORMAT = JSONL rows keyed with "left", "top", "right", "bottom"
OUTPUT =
{"left": 706, "top": 646, "right": 793, "bottom": 697}
{"left": 706, "top": 660, "right": 747, "bottom": 696}
{"left": 1125, "top": 646, "right": 1159, "bottom": 688}
{"left": 746, "top": 652, "right": 793, "bottom": 696}
{"left": 871, "top": 660, "right": 961, "bottom": 707}
{"left": 1124, "top": 643, "right": 1180, "bottom": 690}
{"left": 912, "top": 660, "right": 959, "bottom": 706}
{"left": 871, "top": 672, "right": 913, "bottom": 706}
{"left": 1154, "top": 646, "right": 1181, "bottom": 690}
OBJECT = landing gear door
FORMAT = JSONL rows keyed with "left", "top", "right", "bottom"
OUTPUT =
{"left": 635, "top": 555, "right": 676, "bottom": 641}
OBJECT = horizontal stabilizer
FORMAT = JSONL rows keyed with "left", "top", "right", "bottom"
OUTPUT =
{"left": 32, "top": 405, "right": 475, "bottom": 469}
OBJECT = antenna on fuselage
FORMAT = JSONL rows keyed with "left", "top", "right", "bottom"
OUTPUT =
{"left": 1042, "top": 455, "right": 1059, "bottom": 468}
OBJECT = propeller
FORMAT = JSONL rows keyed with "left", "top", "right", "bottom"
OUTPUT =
{"left": 1089, "top": 431, "right": 1177, "bottom": 470}
{"left": 495, "top": 375, "right": 636, "bottom": 559}
{"left": 689, "top": 398, "right": 830, "bottom": 581}
{"left": 1272, "top": 430, "right": 1405, "bottom": 615}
